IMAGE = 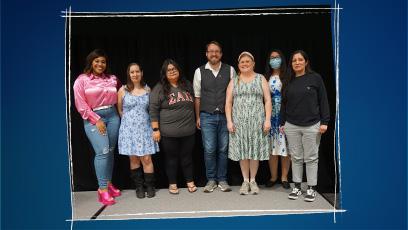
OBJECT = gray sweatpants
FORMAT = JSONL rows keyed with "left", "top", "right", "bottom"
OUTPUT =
{"left": 284, "top": 122, "right": 321, "bottom": 186}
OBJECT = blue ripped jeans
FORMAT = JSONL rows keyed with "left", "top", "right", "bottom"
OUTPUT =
{"left": 84, "top": 107, "right": 120, "bottom": 189}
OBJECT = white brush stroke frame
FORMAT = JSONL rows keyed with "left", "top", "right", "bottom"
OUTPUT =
{"left": 63, "top": 5, "right": 343, "bottom": 227}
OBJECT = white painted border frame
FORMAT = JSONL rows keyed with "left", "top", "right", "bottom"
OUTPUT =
{"left": 64, "top": 5, "right": 343, "bottom": 226}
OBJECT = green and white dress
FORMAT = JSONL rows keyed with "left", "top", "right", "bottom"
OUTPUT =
{"left": 228, "top": 74, "right": 271, "bottom": 161}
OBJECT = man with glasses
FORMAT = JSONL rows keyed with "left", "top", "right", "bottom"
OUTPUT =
{"left": 193, "top": 41, "right": 236, "bottom": 193}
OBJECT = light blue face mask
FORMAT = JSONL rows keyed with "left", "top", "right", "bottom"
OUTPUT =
{"left": 269, "top": 57, "right": 282, "bottom": 69}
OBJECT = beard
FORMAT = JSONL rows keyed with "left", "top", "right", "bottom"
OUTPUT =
{"left": 208, "top": 57, "right": 220, "bottom": 65}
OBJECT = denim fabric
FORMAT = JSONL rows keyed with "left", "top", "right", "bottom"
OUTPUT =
{"left": 200, "top": 112, "right": 229, "bottom": 182}
{"left": 84, "top": 107, "right": 120, "bottom": 189}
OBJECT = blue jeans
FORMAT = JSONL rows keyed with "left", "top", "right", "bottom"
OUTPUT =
{"left": 200, "top": 112, "right": 229, "bottom": 182}
{"left": 84, "top": 107, "right": 120, "bottom": 189}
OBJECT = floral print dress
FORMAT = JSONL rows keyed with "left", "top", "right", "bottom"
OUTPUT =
{"left": 118, "top": 87, "right": 159, "bottom": 156}
{"left": 269, "top": 75, "right": 288, "bottom": 156}
{"left": 228, "top": 74, "right": 270, "bottom": 161}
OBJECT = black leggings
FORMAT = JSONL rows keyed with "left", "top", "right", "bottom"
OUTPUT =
{"left": 161, "top": 134, "right": 195, "bottom": 184}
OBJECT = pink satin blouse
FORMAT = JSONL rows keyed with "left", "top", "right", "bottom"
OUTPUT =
{"left": 73, "top": 73, "right": 120, "bottom": 124}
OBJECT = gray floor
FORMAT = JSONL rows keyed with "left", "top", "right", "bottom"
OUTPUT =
{"left": 321, "top": 193, "right": 341, "bottom": 209}
{"left": 72, "top": 183, "right": 340, "bottom": 220}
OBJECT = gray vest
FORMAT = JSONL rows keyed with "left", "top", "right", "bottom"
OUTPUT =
{"left": 199, "top": 63, "right": 231, "bottom": 113}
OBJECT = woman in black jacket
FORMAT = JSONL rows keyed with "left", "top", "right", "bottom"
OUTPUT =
{"left": 280, "top": 50, "right": 330, "bottom": 202}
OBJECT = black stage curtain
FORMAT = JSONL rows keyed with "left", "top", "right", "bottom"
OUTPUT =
{"left": 67, "top": 6, "right": 338, "bottom": 193}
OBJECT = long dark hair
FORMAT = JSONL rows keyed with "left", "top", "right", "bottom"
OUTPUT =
{"left": 160, "top": 59, "right": 189, "bottom": 96}
{"left": 125, "top": 62, "right": 146, "bottom": 92}
{"left": 287, "top": 50, "right": 314, "bottom": 83}
{"left": 265, "top": 49, "right": 289, "bottom": 92}
{"left": 83, "top": 49, "right": 110, "bottom": 75}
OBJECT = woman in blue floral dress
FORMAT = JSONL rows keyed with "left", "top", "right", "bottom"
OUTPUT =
{"left": 264, "top": 49, "right": 291, "bottom": 189}
{"left": 117, "top": 63, "right": 159, "bottom": 199}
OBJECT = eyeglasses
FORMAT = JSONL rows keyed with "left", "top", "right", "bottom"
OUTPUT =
{"left": 207, "top": 50, "right": 221, "bottom": 54}
{"left": 167, "top": 67, "right": 178, "bottom": 73}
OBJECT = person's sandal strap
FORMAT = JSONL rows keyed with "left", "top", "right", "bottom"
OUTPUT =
{"left": 187, "top": 184, "right": 197, "bottom": 193}
{"left": 169, "top": 185, "right": 179, "bottom": 194}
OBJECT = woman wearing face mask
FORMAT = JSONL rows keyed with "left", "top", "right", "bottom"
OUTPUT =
{"left": 73, "top": 49, "right": 121, "bottom": 205}
{"left": 264, "top": 49, "right": 291, "bottom": 190}
{"left": 225, "top": 51, "right": 272, "bottom": 195}
{"left": 280, "top": 50, "right": 330, "bottom": 202}
{"left": 117, "top": 63, "right": 159, "bottom": 199}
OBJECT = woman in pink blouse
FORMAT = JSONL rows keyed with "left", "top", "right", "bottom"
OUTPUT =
{"left": 73, "top": 49, "right": 121, "bottom": 205}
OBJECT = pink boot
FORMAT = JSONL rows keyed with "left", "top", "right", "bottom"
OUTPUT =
{"left": 108, "top": 183, "right": 121, "bottom": 197}
{"left": 98, "top": 189, "right": 116, "bottom": 205}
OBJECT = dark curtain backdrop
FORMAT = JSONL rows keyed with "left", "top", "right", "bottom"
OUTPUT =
{"left": 67, "top": 7, "right": 338, "bottom": 193}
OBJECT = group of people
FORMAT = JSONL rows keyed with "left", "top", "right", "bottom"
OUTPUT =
{"left": 73, "top": 41, "right": 330, "bottom": 206}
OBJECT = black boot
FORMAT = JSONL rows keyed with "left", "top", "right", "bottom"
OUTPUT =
{"left": 130, "top": 168, "right": 145, "bottom": 199}
{"left": 144, "top": 173, "right": 156, "bottom": 198}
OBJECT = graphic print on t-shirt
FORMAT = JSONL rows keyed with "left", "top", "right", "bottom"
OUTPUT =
{"left": 168, "top": 91, "right": 193, "bottom": 105}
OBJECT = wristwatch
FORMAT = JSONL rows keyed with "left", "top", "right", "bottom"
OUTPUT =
{"left": 153, "top": 128, "right": 159, "bottom": 132}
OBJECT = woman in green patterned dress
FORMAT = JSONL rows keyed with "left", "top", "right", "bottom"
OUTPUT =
{"left": 225, "top": 51, "right": 272, "bottom": 195}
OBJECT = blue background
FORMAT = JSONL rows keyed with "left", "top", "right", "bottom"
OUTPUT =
{"left": 1, "top": 0, "right": 406, "bottom": 229}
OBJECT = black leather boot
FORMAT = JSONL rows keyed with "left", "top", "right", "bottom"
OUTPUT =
{"left": 144, "top": 173, "right": 156, "bottom": 198}
{"left": 130, "top": 168, "right": 145, "bottom": 198}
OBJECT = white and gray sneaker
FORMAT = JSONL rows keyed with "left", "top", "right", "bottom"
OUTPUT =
{"left": 288, "top": 187, "right": 302, "bottom": 200}
{"left": 304, "top": 187, "right": 317, "bottom": 202}
{"left": 239, "top": 181, "right": 250, "bottom": 195}
{"left": 218, "top": 181, "right": 231, "bottom": 192}
{"left": 249, "top": 181, "right": 259, "bottom": 195}
{"left": 203, "top": 180, "right": 217, "bottom": 193}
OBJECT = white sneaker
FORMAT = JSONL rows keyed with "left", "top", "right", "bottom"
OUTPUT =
{"left": 249, "top": 181, "right": 259, "bottom": 195}
{"left": 239, "top": 181, "right": 250, "bottom": 195}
